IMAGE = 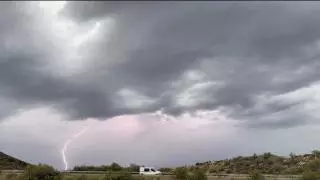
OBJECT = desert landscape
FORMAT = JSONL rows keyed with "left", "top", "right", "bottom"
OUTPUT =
{"left": 1, "top": 150, "right": 320, "bottom": 180}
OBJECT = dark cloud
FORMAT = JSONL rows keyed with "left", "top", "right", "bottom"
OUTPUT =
{"left": 1, "top": 2, "right": 320, "bottom": 129}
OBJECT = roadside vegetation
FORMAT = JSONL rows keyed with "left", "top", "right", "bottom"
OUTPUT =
{"left": 2, "top": 150, "right": 320, "bottom": 180}
{"left": 69, "top": 150, "right": 320, "bottom": 176}
{"left": 1, "top": 164, "right": 164, "bottom": 180}
{"left": 73, "top": 163, "right": 139, "bottom": 173}
{"left": 188, "top": 150, "right": 320, "bottom": 175}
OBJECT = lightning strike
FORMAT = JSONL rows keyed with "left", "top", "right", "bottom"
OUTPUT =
{"left": 61, "top": 127, "right": 88, "bottom": 171}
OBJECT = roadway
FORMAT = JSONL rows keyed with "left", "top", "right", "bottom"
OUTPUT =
{"left": 0, "top": 170, "right": 302, "bottom": 180}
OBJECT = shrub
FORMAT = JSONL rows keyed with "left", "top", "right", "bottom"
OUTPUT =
{"left": 189, "top": 169, "right": 207, "bottom": 180}
{"left": 24, "top": 164, "right": 59, "bottom": 180}
{"left": 283, "top": 167, "right": 304, "bottom": 175}
{"left": 305, "top": 159, "right": 320, "bottom": 172}
{"left": 174, "top": 167, "right": 188, "bottom": 180}
{"left": 249, "top": 171, "right": 264, "bottom": 180}
{"left": 109, "top": 163, "right": 123, "bottom": 172}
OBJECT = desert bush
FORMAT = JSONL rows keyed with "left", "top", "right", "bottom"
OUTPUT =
{"left": 305, "top": 159, "right": 320, "bottom": 172}
{"left": 24, "top": 164, "right": 59, "bottom": 180}
{"left": 109, "top": 163, "right": 123, "bottom": 172}
{"left": 73, "top": 163, "right": 126, "bottom": 172}
{"left": 189, "top": 169, "right": 207, "bottom": 180}
{"left": 249, "top": 171, "right": 264, "bottom": 180}
{"left": 174, "top": 167, "right": 188, "bottom": 180}
{"left": 283, "top": 167, "right": 304, "bottom": 175}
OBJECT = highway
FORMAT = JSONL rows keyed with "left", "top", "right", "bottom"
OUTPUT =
{"left": 0, "top": 170, "right": 302, "bottom": 180}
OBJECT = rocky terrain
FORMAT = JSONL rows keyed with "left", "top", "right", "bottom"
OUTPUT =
{"left": 186, "top": 150, "right": 320, "bottom": 174}
{"left": 0, "top": 152, "right": 29, "bottom": 170}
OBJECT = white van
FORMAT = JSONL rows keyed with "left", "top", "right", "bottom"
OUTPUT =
{"left": 139, "top": 166, "right": 161, "bottom": 175}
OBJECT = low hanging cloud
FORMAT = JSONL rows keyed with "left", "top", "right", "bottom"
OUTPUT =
{"left": 1, "top": 106, "right": 320, "bottom": 169}
{"left": 1, "top": 1, "right": 320, "bottom": 169}
{"left": 0, "top": 106, "right": 238, "bottom": 168}
{"left": 2, "top": 2, "right": 320, "bottom": 127}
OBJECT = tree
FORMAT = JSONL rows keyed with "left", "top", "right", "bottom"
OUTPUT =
{"left": 263, "top": 152, "right": 272, "bottom": 160}
{"left": 23, "top": 164, "right": 59, "bottom": 180}
{"left": 289, "top": 152, "right": 296, "bottom": 160}
{"left": 110, "top": 162, "right": 123, "bottom": 172}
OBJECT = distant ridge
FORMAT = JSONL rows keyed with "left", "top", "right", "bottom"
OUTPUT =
{"left": 186, "top": 151, "right": 320, "bottom": 174}
{"left": 0, "top": 151, "right": 29, "bottom": 170}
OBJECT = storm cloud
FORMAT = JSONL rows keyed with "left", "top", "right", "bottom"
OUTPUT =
{"left": 1, "top": 1, "right": 320, "bottom": 169}
{"left": 1, "top": 2, "right": 320, "bottom": 128}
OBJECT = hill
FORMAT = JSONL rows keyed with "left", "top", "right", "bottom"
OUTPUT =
{"left": 187, "top": 150, "right": 320, "bottom": 175}
{"left": 72, "top": 150, "right": 320, "bottom": 175}
{"left": 0, "top": 152, "right": 29, "bottom": 170}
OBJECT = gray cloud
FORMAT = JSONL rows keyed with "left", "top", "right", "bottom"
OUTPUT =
{"left": 1, "top": 1, "right": 320, "bottom": 129}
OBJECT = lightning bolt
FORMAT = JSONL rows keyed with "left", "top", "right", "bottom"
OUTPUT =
{"left": 61, "top": 127, "right": 88, "bottom": 171}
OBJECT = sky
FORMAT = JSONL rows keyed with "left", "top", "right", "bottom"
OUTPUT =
{"left": 1, "top": 1, "right": 320, "bottom": 170}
